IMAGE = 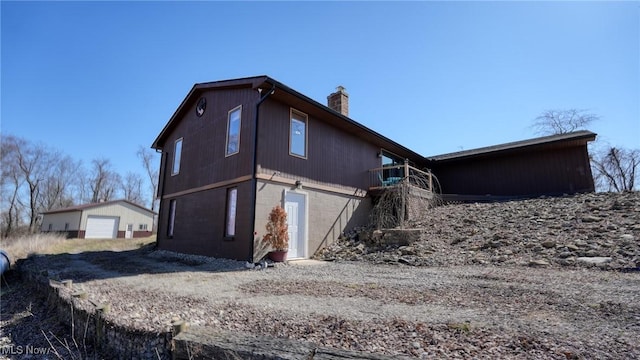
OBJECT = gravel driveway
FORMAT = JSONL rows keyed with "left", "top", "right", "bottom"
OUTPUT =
{"left": 16, "top": 247, "right": 640, "bottom": 359}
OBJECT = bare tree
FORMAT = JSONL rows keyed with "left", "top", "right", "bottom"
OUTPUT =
{"left": 89, "top": 158, "right": 122, "bottom": 203}
{"left": 38, "top": 152, "right": 77, "bottom": 211}
{"left": 532, "top": 109, "right": 599, "bottom": 135}
{"left": 591, "top": 147, "right": 639, "bottom": 192}
{"left": 1, "top": 136, "right": 25, "bottom": 236}
{"left": 0, "top": 135, "right": 58, "bottom": 233}
{"left": 121, "top": 172, "right": 144, "bottom": 205}
{"left": 137, "top": 146, "right": 159, "bottom": 211}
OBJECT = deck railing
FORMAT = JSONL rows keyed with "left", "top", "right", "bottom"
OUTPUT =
{"left": 368, "top": 161, "right": 434, "bottom": 192}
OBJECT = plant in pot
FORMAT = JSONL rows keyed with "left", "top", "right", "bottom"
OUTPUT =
{"left": 263, "top": 205, "right": 289, "bottom": 262}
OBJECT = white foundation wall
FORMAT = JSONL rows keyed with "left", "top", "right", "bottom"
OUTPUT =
{"left": 255, "top": 180, "right": 371, "bottom": 259}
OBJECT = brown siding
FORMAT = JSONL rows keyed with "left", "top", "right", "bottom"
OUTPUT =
{"left": 160, "top": 87, "right": 258, "bottom": 197}
{"left": 432, "top": 145, "right": 595, "bottom": 197}
{"left": 157, "top": 181, "right": 253, "bottom": 261}
{"left": 256, "top": 99, "right": 381, "bottom": 189}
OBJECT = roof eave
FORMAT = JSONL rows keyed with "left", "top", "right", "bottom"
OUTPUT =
{"left": 151, "top": 76, "right": 269, "bottom": 150}
{"left": 428, "top": 130, "right": 597, "bottom": 162}
{"left": 260, "top": 77, "right": 425, "bottom": 162}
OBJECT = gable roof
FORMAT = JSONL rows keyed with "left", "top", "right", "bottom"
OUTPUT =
{"left": 41, "top": 199, "right": 156, "bottom": 215}
{"left": 151, "top": 75, "right": 425, "bottom": 162}
{"left": 428, "top": 130, "right": 597, "bottom": 162}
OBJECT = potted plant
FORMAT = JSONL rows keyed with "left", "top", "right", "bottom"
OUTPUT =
{"left": 263, "top": 205, "right": 289, "bottom": 262}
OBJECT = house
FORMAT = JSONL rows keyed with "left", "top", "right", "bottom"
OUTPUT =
{"left": 428, "top": 130, "right": 597, "bottom": 201}
{"left": 151, "top": 76, "right": 429, "bottom": 262}
{"left": 152, "top": 75, "right": 596, "bottom": 262}
{"left": 40, "top": 199, "right": 155, "bottom": 239}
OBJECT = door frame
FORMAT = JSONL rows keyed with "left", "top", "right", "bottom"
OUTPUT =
{"left": 283, "top": 189, "right": 309, "bottom": 259}
{"left": 125, "top": 223, "right": 134, "bottom": 239}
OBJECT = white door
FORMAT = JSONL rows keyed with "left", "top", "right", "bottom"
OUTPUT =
{"left": 125, "top": 224, "right": 133, "bottom": 239}
{"left": 285, "top": 192, "right": 306, "bottom": 259}
{"left": 85, "top": 216, "right": 119, "bottom": 239}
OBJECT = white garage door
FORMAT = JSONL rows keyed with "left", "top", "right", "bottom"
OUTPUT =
{"left": 85, "top": 216, "right": 119, "bottom": 239}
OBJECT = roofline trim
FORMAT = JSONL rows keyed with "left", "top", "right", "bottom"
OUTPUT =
{"left": 428, "top": 130, "right": 597, "bottom": 162}
{"left": 151, "top": 75, "right": 425, "bottom": 161}
{"left": 41, "top": 199, "right": 156, "bottom": 215}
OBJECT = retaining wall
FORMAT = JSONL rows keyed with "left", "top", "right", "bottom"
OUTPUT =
{"left": 21, "top": 265, "right": 172, "bottom": 360}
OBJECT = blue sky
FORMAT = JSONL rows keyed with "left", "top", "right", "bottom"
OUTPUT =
{"left": 2, "top": 1, "right": 638, "bottom": 179}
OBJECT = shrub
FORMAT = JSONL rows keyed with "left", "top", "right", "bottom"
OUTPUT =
{"left": 263, "top": 205, "right": 289, "bottom": 251}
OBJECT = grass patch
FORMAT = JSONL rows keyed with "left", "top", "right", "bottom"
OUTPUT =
{"left": 45, "top": 236, "right": 156, "bottom": 255}
{"left": 1, "top": 234, "right": 156, "bottom": 265}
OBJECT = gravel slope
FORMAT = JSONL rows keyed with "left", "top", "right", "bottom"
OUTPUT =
{"left": 319, "top": 191, "right": 640, "bottom": 270}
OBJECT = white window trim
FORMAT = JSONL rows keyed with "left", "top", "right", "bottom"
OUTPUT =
{"left": 172, "top": 138, "right": 183, "bottom": 176}
{"left": 225, "top": 105, "right": 242, "bottom": 157}
{"left": 289, "top": 108, "right": 308, "bottom": 159}
{"left": 168, "top": 199, "right": 176, "bottom": 237}
{"left": 225, "top": 187, "right": 238, "bottom": 237}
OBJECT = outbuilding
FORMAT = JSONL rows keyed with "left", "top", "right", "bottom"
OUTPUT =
{"left": 40, "top": 199, "right": 155, "bottom": 239}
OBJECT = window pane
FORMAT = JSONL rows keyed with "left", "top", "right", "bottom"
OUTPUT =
{"left": 172, "top": 139, "right": 183, "bottom": 175}
{"left": 168, "top": 199, "right": 176, "bottom": 237}
{"left": 226, "top": 107, "right": 241, "bottom": 156}
{"left": 290, "top": 116, "right": 306, "bottom": 157}
{"left": 226, "top": 188, "right": 237, "bottom": 236}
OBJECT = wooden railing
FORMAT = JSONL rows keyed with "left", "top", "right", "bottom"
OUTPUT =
{"left": 368, "top": 162, "right": 434, "bottom": 192}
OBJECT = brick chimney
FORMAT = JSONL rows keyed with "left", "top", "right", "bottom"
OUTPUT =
{"left": 327, "top": 86, "right": 349, "bottom": 117}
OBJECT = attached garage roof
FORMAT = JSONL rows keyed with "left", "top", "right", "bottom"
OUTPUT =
{"left": 428, "top": 130, "right": 597, "bottom": 162}
{"left": 41, "top": 199, "right": 156, "bottom": 215}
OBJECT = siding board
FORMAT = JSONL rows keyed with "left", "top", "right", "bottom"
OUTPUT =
{"left": 257, "top": 99, "right": 381, "bottom": 190}
{"left": 432, "top": 145, "right": 595, "bottom": 196}
{"left": 157, "top": 181, "right": 252, "bottom": 260}
{"left": 160, "top": 87, "right": 257, "bottom": 196}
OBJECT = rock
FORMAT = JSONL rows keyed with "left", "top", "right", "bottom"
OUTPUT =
{"left": 576, "top": 257, "right": 612, "bottom": 265}
{"left": 529, "top": 259, "right": 550, "bottom": 267}
{"left": 558, "top": 257, "right": 576, "bottom": 266}
{"left": 620, "top": 234, "right": 635, "bottom": 242}
{"left": 541, "top": 240, "right": 556, "bottom": 248}
{"left": 581, "top": 215, "right": 602, "bottom": 223}
{"left": 557, "top": 251, "right": 573, "bottom": 259}
{"left": 398, "top": 257, "right": 414, "bottom": 266}
{"left": 399, "top": 246, "right": 417, "bottom": 256}
{"left": 364, "top": 229, "right": 421, "bottom": 247}
{"left": 585, "top": 250, "right": 602, "bottom": 257}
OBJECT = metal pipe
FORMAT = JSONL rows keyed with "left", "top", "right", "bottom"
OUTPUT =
{"left": 248, "top": 84, "right": 275, "bottom": 263}
{"left": 0, "top": 250, "right": 10, "bottom": 276}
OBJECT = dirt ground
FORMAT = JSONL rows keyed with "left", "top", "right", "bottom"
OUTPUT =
{"left": 6, "top": 246, "right": 640, "bottom": 359}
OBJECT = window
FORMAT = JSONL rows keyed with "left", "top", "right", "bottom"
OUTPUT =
{"left": 167, "top": 199, "right": 176, "bottom": 237}
{"left": 139, "top": 224, "right": 148, "bottom": 231}
{"left": 226, "top": 106, "right": 242, "bottom": 156}
{"left": 64, "top": 223, "right": 69, "bottom": 231}
{"left": 48, "top": 224, "right": 52, "bottom": 231}
{"left": 172, "top": 138, "right": 183, "bottom": 175}
{"left": 225, "top": 188, "right": 238, "bottom": 237}
{"left": 289, "top": 109, "right": 308, "bottom": 158}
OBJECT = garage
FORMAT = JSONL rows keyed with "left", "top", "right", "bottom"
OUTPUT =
{"left": 41, "top": 199, "right": 155, "bottom": 239}
{"left": 85, "top": 216, "right": 119, "bottom": 239}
